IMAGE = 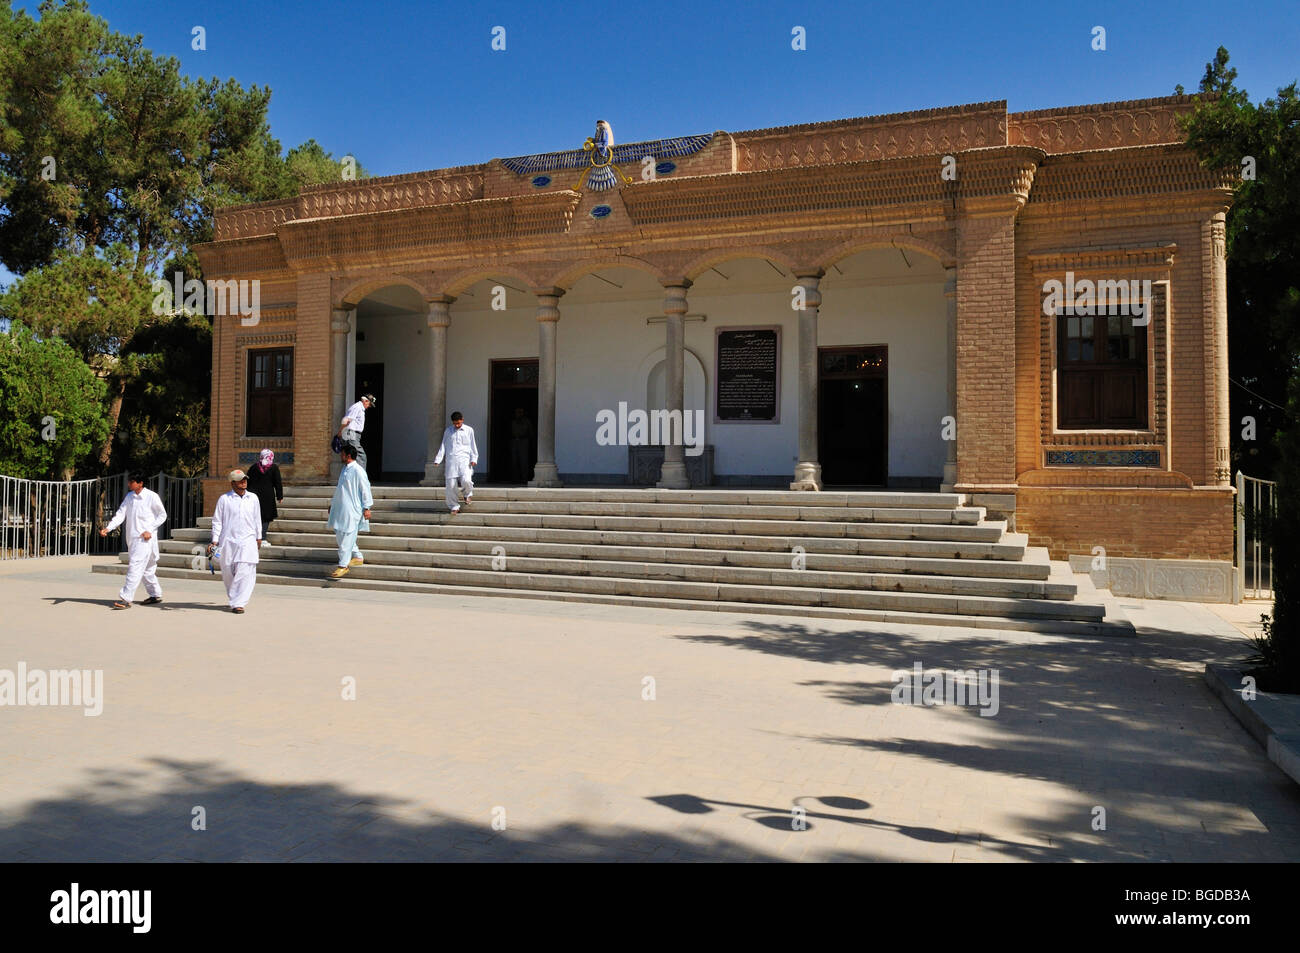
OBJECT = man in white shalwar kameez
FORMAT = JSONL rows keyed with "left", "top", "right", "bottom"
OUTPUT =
{"left": 326, "top": 445, "right": 373, "bottom": 578}
{"left": 99, "top": 472, "right": 167, "bottom": 609}
{"left": 433, "top": 411, "right": 478, "bottom": 514}
{"left": 208, "top": 469, "right": 263, "bottom": 613}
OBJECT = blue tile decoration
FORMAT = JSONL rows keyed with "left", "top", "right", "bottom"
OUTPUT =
{"left": 655, "top": 161, "right": 676, "bottom": 175}
{"left": 589, "top": 204, "right": 612, "bottom": 219}
{"left": 502, "top": 134, "right": 712, "bottom": 182}
{"left": 239, "top": 451, "right": 294, "bottom": 465}
{"left": 530, "top": 175, "right": 552, "bottom": 188}
{"left": 1045, "top": 449, "right": 1159, "bottom": 467}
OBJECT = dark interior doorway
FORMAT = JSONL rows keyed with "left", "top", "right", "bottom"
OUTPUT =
{"left": 488, "top": 358, "right": 538, "bottom": 484}
{"left": 354, "top": 363, "right": 385, "bottom": 482}
{"left": 818, "top": 345, "right": 887, "bottom": 486}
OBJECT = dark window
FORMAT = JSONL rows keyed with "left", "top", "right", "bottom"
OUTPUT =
{"left": 1057, "top": 311, "right": 1147, "bottom": 429}
{"left": 247, "top": 348, "right": 293, "bottom": 436}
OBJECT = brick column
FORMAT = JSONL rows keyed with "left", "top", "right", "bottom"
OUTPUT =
{"left": 942, "top": 266, "right": 957, "bottom": 490}
{"left": 955, "top": 214, "right": 1018, "bottom": 488}
{"left": 329, "top": 307, "right": 353, "bottom": 481}
{"left": 1206, "top": 214, "right": 1231, "bottom": 485}
{"left": 530, "top": 288, "right": 563, "bottom": 487}
{"left": 420, "top": 296, "right": 453, "bottom": 486}
{"left": 658, "top": 279, "right": 691, "bottom": 489}
{"left": 790, "top": 269, "right": 824, "bottom": 490}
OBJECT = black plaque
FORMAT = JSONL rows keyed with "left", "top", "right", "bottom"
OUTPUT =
{"left": 715, "top": 326, "right": 779, "bottom": 422}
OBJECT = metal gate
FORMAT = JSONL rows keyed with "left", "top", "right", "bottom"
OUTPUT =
{"left": 1236, "top": 471, "right": 1277, "bottom": 599}
{"left": 0, "top": 471, "right": 203, "bottom": 560}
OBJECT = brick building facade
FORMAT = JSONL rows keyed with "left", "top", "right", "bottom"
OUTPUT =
{"left": 195, "top": 95, "right": 1236, "bottom": 565}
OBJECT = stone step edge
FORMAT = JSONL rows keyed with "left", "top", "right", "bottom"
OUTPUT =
{"left": 129, "top": 554, "right": 1103, "bottom": 620}
{"left": 146, "top": 546, "right": 1072, "bottom": 599}
{"left": 91, "top": 563, "right": 1133, "bottom": 638}
{"left": 160, "top": 534, "right": 1049, "bottom": 579}
{"left": 178, "top": 520, "right": 1029, "bottom": 556}
{"left": 191, "top": 515, "right": 1010, "bottom": 542}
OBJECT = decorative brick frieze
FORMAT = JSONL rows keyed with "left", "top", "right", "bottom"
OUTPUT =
{"left": 1009, "top": 95, "right": 1199, "bottom": 152}
{"left": 734, "top": 101, "right": 1008, "bottom": 170}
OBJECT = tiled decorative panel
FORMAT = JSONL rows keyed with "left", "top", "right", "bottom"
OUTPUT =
{"left": 1045, "top": 449, "right": 1159, "bottom": 467}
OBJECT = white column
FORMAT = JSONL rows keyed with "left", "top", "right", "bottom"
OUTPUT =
{"left": 420, "top": 296, "right": 453, "bottom": 486}
{"left": 790, "top": 269, "right": 823, "bottom": 490}
{"left": 530, "top": 288, "right": 563, "bottom": 487}
{"left": 657, "top": 279, "right": 691, "bottom": 489}
{"left": 942, "top": 266, "right": 958, "bottom": 491}
{"left": 330, "top": 307, "right": 353, "bottom": 481}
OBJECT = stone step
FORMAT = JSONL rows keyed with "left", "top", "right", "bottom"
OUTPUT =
{"left": 201, "top": 511, "right": 1008, "bottom": 543}
{"left": 93, "top": 562, "right": 1129, "bottom": 636}
{"left": 272, "top": 499, "right": 987, "bottom": 526}
{"left": 165, "top": 530, "right": 1048, "bottom": 578}
{"left": 282, "top": 485, "right": 969, "bottom": 509}
{"left": 131, "top": 551, "right": 1099, "bottom": 620}
{"left": 153, "top": 541, "right": 1068, "bottom": 598}
{"left": 174, "top": 524, "right": 1031, "bottom": 562}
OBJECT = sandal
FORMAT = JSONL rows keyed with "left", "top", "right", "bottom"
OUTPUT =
{"left": 112, "top": 601, "right": 130, "bottom": 610}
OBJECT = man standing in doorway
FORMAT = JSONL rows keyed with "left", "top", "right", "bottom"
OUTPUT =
{"left": 208, "top": 469, "right": 262, "bottom": 613}
{"left": 510, "top": 405, "right": 534, "bottom": 483}
{"left": 434, "top": 411, "right": 478, "bottom": 515}
{"left": 327, "top": 444, "right": 373, "bottom": 577}
{"left": 99, "top": 472, "right": 167, "bottom": 609}
{"left": 337, "top": 393, "right": 376, "bottom": 471}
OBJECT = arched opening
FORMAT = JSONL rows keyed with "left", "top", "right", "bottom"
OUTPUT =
{"left": 352, "top": 283, "right": 428, "bottom": 482}
{"left": 819, "top": 247, "right": 947, "bottom": 487}
{"left": 445, "top": 276, "right": 539, "bottom": 483}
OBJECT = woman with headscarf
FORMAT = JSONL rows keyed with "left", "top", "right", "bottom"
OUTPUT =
{"left": 244, "top": 448, "right": 283, "bottom": 540}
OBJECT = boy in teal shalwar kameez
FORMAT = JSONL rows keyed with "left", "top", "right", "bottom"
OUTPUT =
{"left": 327, "top": 445, "right": 373, "bottom": 577}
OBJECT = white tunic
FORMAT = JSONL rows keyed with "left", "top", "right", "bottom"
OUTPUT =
{"left": 211, "top": 490, "right": 262, "bottom": 564}
{"left": 342, "top": 400, "right": 367, "bottom": 433}
{"left": 104, "top": 488, "right": 167, "bottom": 545}
{"left": 434, "top": 424, "right": 478, "bottom": 478}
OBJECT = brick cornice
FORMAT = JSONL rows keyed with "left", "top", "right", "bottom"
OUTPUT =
{"left": 1026, "top": 144, "right": 1236, "bottom": 208}
{"left": 214, "top": 166, "right": 487, "bottom": 242}
{"left": 1026, "top": 242, "right": 1178, "bottom": 274}
{"left": 273, "top": 191, "right": 582, "bottom": 270}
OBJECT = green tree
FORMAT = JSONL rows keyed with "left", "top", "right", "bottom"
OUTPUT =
{"left": 0, "top": 0, "right": 368, "bottom": 475}
{"left": 0, "top": 322, "right": 108, "bottom": 479}
{"left": 1181, "top": 48, "right": 1300, "bottom": 690}
{"left": 0, "top": 242, "right": 157, "bottom": 467}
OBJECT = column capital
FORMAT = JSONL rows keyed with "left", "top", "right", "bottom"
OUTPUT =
{"left": 534, "top": 290, "right": 563, "bottom": 322}
{"left": 793, "top": 267, "right": 825, "bottom": 281}
{"left": 662, "top": 280, "right": 690, "bottom": 316}
{"left": 330, "top": 307, "right": 353, "bottom": 334}
{"left": 426, "top": 296, "right": 453, "bottom": 328}
{"left": 660, "top": 277, "right": 692, "bottom": 291}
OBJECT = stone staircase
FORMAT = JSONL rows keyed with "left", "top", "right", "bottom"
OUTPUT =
{"left": 93, "top": 485, "right": 1132, "bottom": 636}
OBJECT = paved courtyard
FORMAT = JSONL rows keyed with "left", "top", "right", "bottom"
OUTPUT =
{"left": 0, "top": 556, "right": 1296, "bottom": 862}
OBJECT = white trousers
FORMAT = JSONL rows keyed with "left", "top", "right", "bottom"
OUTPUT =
{"left": 221, "top": 560, "right": 257, "bottom": 609}
{"left": 445, "top": 470, "right": 474, "bottom": 511}
{"left": 119, "top": 538, "right": 161, "bottom": 603}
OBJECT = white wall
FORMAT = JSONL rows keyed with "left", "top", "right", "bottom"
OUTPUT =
{"left": 355, "top": 311, "right": 429, "bottom": 473}
{"left": 358, "top": 273, "right": 947, "bottom": 482}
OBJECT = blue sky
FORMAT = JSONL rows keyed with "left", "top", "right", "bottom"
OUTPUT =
{"left": 4, "top": 0, "right": 1297, "bottom": 286}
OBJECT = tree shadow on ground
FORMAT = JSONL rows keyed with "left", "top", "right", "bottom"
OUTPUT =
{"left": 0, "top": 757, "right": 923, "bottom": 863}
{"left": 671, "top": 617, "right": 1300, "bottom": 861}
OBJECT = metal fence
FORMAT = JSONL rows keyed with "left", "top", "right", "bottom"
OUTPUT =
{"left": 1236, "top": 471, "right": 1277, "bottom": 600}
{"left": 0, "top": 471, "right": 203, "bottom": 560}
